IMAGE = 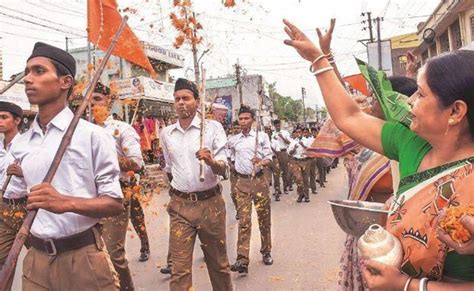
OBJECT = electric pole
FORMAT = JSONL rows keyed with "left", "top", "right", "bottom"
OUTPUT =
{"left": 375, "top": 17, "right": 384, "bottom": 70}
{"left": 235, "top": 61, "right": 243, "bottom": 106}
{"left": 301, "top": 87, "right": 306, "bottom": 127}
{"left": 361, "top": 12, "right": 374, "bottom": 43}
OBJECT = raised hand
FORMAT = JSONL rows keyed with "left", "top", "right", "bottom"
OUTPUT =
{"left": 283, "top": 19, "right": 322, "bottom": 62}
{"left": 317, "top": 18, "right": 336, "bottom": 54}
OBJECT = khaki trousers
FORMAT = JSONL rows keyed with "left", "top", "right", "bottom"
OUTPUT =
{"left": 130, "top": 194, "right": 150, "bottom": 253}
{"left": 275, "top": 151, "right": 290, "bottom": 190}
{"left": 0, "top": 202, "right": 27, "bottom": 291}
{"left": 22, "top": 230, "right": 119, "bottom": 291}
{"left": 229, "top": 171, "right": 239, "bottom": 211}
{"left": 266, "top": 156, "right": 281, "bottom": 192}
{"left": 316, "top": 158, "right": 327, "bottom": 185}
{"left": 290, "top": 159, "right": 311, "bottom": 199}
{"left": 309, "top": 159, "right": 317, "bottom": 192}
{"left": 102, "top": 204, "right": 134, "bottom": 291}
{"left": 167, "top": 190, "right": 232, "bottom": 291}
{"left": 235, "top": 174, "right": 272, "bottom": 265}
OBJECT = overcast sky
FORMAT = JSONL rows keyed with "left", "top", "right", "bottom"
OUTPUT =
{"left": 1, "top": 0, "right": 439, "bottom": 107}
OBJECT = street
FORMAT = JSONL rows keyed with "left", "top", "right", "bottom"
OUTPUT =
{"left": 12, "top": 166, "right": 347, "bottom": 291}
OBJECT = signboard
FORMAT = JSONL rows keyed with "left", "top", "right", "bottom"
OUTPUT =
{"left": 0, "top": 81, "right": 32, "bottom": 110}
{"left": 111, "top": 76, "right": 174, "bottom": 103}
{"left": 213, "top": 95, "right": 232, "bottom": 125}
{"left": 367, "top": 40, "right": 393, "bottom": 76}
{"left": 143, "top": 44, "right": 184, "bottom": 68}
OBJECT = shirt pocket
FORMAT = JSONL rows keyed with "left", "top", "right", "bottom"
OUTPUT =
{"left": 57, "top": 157, "right": 89, "bottom": 193}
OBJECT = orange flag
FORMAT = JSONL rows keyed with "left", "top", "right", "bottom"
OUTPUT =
{"left": 343, "top": 73, "right": 369, "bottom": 96}
{"left": 87, "top": 0, "right": 155, "bottom": 76}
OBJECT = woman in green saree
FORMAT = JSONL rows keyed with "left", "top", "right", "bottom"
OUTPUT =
{"left": 283, "top": 19, "right": 474, "bottom": 290}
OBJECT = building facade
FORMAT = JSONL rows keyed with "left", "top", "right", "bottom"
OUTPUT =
{"left": 206, "top": 74, "right": 274, "bottom": 127}
{"left": 414, "top": 0, "right": 474, "bottom": 63}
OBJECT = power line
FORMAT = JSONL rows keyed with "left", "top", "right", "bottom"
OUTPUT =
{"left": 0, "top": 11, "right": 85, "bottom": 37}
{"left": 0, "top": 5, "right": 83, "bottom": 33}
{"left": 0, "top": 30, "right": 64, "bottom": 43}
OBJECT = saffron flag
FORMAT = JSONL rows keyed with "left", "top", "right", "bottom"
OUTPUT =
{"left": 343, "top": 73, "right": 369, "bottom": 96}
{"left": 87, "top": 0, "right": 155, "bottom": 76}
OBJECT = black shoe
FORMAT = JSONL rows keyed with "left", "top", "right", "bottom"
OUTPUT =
{"left": 288, "top": 186, "right": 294, "bottom": 191}
{"left": 296, "top": 195, "right": 303, "bottom": 203}
{"left": 139, "top": 250, "right": 150, "bottom": 262}
{"left": 230, "top": 261, "right": 248, "bottom": 274}
{"left": 160, "top": 264, "right": 172, "bottom": 275}
{"left": 275, "top": 195, "right": 280, "bottom": 201}
{"left": 304, "top": 197, "right": 310, "bottom": 203}
{"left": 262, "top": 253, "right": 273, "bottom": 265}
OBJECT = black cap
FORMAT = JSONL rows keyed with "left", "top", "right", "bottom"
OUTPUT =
{"left": 0, "top": 101, "right": 22, "bottom": 117}
{"left": 27, "top": 42, "right": 76, "bottom": 77}
{"left": 238, "top": 105, "right": 255, "bottom": 117}
{"left": 273, "top": 119, "right": 281, "bottom": 125}
{"left": 94, "top": 81, "right": 111, "bottom": 96}
{"left": 174, "top": 78, "right": 199, "bottom": 98}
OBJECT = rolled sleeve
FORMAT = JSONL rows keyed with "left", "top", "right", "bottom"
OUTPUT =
{"left": 92, "top": 130, "right": 123, "bottom": 199}
{"left": 212, "top": 122, "right": 228, "bottom": 163}
{"left": 121, "top": 125, "right": 144, "bottom": 167}
{"left": 261, "top": 134, "right": 273, "bottom": 161}
{"left": 160, "top": 130, "right": 172, "bottom": 173}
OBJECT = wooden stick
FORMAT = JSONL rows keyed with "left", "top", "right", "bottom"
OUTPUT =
{"left": 0, "top": 72, "right": 25, "bottom": 95}
{"left": 251, "top": 89, "right": 263, "bottom": 179}
{"left": 0, "top": 160, "right": 19, "bottom": 197}
{"left": 0, "top": 16, "right": 129, "bottom": 289}
{"left": 199, "top": 65, "right": 206, "bottom": 182}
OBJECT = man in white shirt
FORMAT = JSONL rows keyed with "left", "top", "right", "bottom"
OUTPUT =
{"left": 288, "top": 127, "right": 313, "bottom": 202}
{"left": 11, "top": 42, "right": 123, "bottom": 290}
{"left": 0, "top": 101, "right": 28, "bottom": 290}
{"left": 265, "top": 126, "right": 282, "bottom": 201}
{"left": 160, "top": 78, "right": 232, "bottom": 291}
{"left": 91, "top": 81, "right": 147, "bottom": 290}
{"left": 271, "top": 120, "right": 291, "bottom": 193}
{"left": 303, "top": 127, "right": 318, "bottom": 194}
{"left": 227, "top": 105, "right": 273, "bottom": 274}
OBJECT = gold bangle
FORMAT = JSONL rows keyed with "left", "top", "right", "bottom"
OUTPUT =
{"left": 309, "top": 53, "right": 330, "bottom": 73}
{"left": 313, "top": 66, "right": 334, "bottom": 76}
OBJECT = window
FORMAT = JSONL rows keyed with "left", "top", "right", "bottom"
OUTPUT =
{"left": 451, "top": 19, "right": 462, "bottom": 50}
{"left": 398, "top": 55, "right": 407, "bottom": 71}
{"left": 439, "top": 30, "right": 450, "bottom": 52}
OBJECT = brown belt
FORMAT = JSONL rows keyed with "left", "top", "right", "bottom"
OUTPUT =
{"left": 170, "top": 185, "right": 221, "bottom": 202}
{"left": 2, "top": 197, "right": 27, "bottom": 205}
{"left": 29, "top": 227, "right": 96, "bottom": 256}
{"left": 234, "top": 170, "right": 264, "bottom": 179}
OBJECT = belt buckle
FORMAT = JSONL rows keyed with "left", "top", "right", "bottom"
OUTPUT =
{"left": 189, "top": 193, "right": 198, "bottom": 202}
{"left": 44, "top": 238, "right": 57, "bottom": 256}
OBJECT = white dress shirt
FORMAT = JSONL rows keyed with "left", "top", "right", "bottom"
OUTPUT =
{"left": 288, "top": 137, "right": 312, "bottom": 159}
{"left": 0, "top": 133, "right": 28, "bottom": 199}
{"left": 160, "top": 114, "right": 228, "bottom": 192}
{"left": 9, "top": 107, "right": 123, "bottom": 239}
{"left": 103, "top": 116, "right": 144, "bottom": 180}
{"left": 271, "top": 129, "right": 291, "bottom": 150}
{"left": 227, "top": 130, "right": 272, "bottom": 175}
